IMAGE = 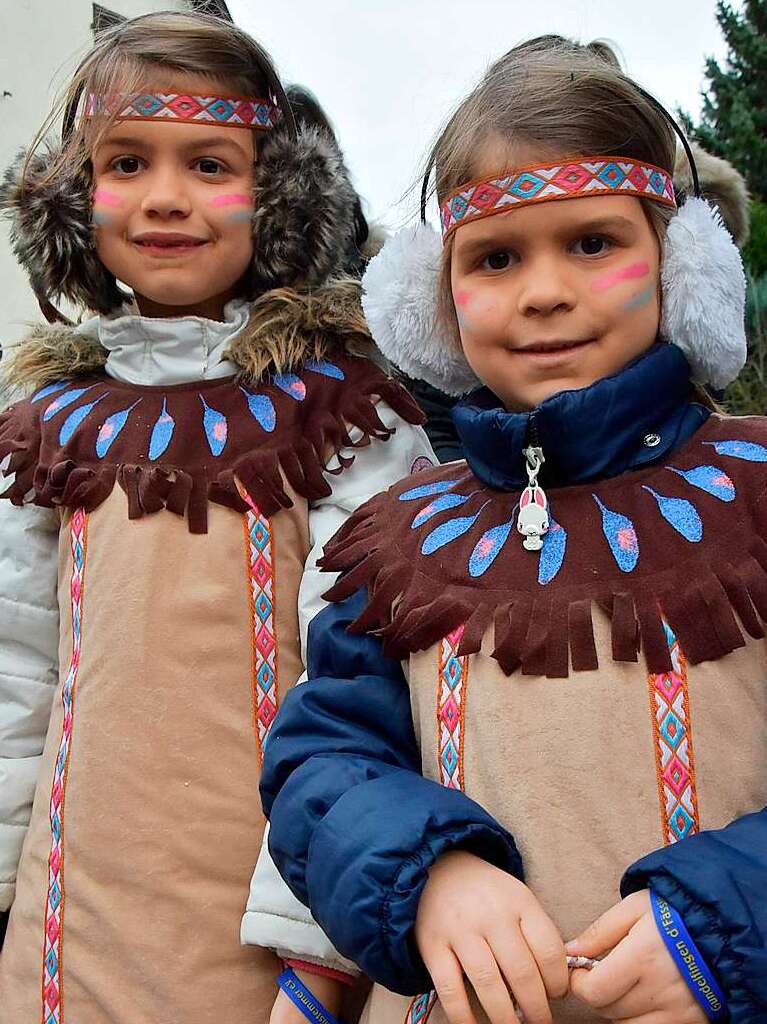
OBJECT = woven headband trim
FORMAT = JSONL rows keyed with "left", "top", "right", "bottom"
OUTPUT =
{"left": 440, "top": 156, "right": 676, "bottom": 239}
{"left": 85, "top": 92, "right": 281, "bottom": 131}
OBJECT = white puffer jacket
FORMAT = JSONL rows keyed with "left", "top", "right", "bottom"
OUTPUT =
{"left": 0, "top": 498, "right": 59, "bottom": 913}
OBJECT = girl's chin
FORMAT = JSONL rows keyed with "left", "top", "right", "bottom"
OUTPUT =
{"left": 497, "top": 376, "right": 597, "bottom": 411}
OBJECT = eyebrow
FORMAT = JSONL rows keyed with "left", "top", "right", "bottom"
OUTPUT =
{"left": 566, "top": 215, "right": 638, "bottom": 234}
{"left": 454, "top": 213, "right": 638, "bottom": 261}
{"left": 96, "top": 134, "right": 249, "bottom": 156}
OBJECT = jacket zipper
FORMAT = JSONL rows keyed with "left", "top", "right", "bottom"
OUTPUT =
{"left": 517, "top": 412, "right": 550, "bottom": 551}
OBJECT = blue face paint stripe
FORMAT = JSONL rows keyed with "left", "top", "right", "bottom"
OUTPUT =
{"left": 622, "top": 283, "right": 655, "bottom": 312}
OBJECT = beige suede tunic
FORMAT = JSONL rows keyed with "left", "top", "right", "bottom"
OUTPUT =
{"left": 358, "top": 618, "right": 767, "bottom": 1024}
{"left": 0, "top": 357, "right": 424, "bottom": 1024}
{"left": 0, "top": 489, "right": 306, "bottom": 1024}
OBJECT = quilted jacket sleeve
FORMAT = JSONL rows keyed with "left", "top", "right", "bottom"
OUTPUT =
{"left": 241, "top": 405, "right": 435, "bottom": 972}
{"left": 622, "top": 806, "right": 767, "bottom": 1023}
{"left": 260, "top": 589, "right": 523, "bottom": 996}
{"left": 0, "top": 496, "right": 60, "bottom": 918}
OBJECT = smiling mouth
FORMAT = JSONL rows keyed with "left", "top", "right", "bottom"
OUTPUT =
{"left": 516, "top": 338, "right": 595, "bottom": 354}
{"left": 132, "top": 235, "right": 208, "bottom": 250}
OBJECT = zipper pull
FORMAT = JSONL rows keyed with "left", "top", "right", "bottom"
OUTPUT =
{"left": 517, "top": 445, "right": 549, "bottom": 551}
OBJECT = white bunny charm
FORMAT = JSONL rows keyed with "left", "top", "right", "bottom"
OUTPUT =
{"left": 517, "top": 446, "right": 550, "bottom": 551}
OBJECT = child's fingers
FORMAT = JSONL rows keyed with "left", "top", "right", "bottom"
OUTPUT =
{"left": 596, "top": 1014, "right": 688, "bottom": 1024}
{"left": 453, "top": 937, "right": 519, "bottom": 1024}
{"left": 423, "top": 946, "right": 477, "bottom": 1024}
{"left": 489, "top": 930, "right": 553, "bottom": 1024}
{"left": 569, "top": 937, "right": 641, "bottom": 1009}
{"left": 566, "top": 891, "right": 648, "bottom": 958}
{"left": 593, "top": 979, "right": 661, "bottom": 1020}
{"left": 519, "top": 912, "right": 569, "bottom": 999}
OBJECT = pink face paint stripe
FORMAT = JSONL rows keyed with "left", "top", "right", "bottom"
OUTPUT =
{"left": 591, "top": 261, "right": 650, "bottom": 294}
{"left": 92, "top": 189, "right": 123, "bottom": 208}
{"left": 209, "top": 194, "right": 253, "bottom": 208}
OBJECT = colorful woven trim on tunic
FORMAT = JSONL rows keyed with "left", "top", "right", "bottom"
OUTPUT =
{"left": 440, "top": 157, "right": 676, "bottom": 239}
{"left": 404, "top": 627, "right": 471, "bottom": 1023}
{"left": 437, "top": 625, "right": 469, "bottom": 789}
{"left": 648, "top": 621, "right": 700, "bottom": 845}
{"left": 42, "top": 508, "right": 88, "bottom": 1024}
{"left": 405, "top": 991, "right": 438, "bottom": 1024}
{"left": 238, "top": 481, "right": 280, "bottom": 762}
{"left": 85, "top": 92, "right": 280, "bottom": 130}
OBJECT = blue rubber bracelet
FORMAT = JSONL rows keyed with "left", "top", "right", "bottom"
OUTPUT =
{"left": 650, "top": 889, "right": 728, "bottom": 1021}
{"left": 277, "top": 967, "right": 344, "bottom": 1024}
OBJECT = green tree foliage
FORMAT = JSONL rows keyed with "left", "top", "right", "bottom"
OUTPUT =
{"left": 682, "top": 1, "right": 767, "bottom": 203}
{"left": 743, "top": 199, "right": 767, "bottom": 277}
{"left": 686, "top": 2, "right": 767, "bottom": 414}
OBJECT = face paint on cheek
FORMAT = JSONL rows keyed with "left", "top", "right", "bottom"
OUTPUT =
{"left": 591, "top": 261, "right": 650, "bottom": 294}
{"left": 453, "top": 290, "right": 472, "bottom": 329}
{"left": 92, "top": 210, "right": 111, "bottom": 225}
{"left": 226, "top": 210, "right": 253, "bottom": 223}
{"left": 209, "top": 194, "right": 253, "bottom": 209}
{"left": 622, "top": 283, "right": 656, "bottom": 312}
{"left": 92, "top": 188, "right": 123, "bottom": 208}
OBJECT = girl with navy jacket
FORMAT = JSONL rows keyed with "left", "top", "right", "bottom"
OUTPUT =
{"left": 258, "top": 36, "right": 767, "bottom": 1024}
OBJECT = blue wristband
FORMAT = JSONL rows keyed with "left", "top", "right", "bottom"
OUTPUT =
{"left": 649, "top": 889, "right": 728, "bottom": 1021}
{"left": 277, "top": 967, "right": 344, "bottom": 1024}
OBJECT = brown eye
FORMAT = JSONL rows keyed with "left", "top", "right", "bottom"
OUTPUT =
{"left": 112, "top": 156, "right": 142, "bottom": 175}
{"left": 483, "top": 251, "right": 512, "bottom": 270}
{"left": 196, "top": 158, "right": 225, "bottom": 175}
{"left": 576, "top": 236, "right": 610, "bottom": 256}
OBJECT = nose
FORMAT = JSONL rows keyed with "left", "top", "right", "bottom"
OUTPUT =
{"left": 140, "top": 166, "right": 192, "bottom": 219}
{"left": 516, "top": 257, "right": 577, "bottom": 317}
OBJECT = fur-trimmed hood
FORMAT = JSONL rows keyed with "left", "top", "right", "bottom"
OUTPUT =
{"left": 0, "top": 123, "right": 367, "bottom": 317}
{"left": 1, "top": 278, "right": 374, "bottom": 398}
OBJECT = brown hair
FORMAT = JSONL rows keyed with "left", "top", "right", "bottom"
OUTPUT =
{"left": 429, "top": 36, "right": 677, "bottom": 351}
{"left": 25, "top": 10, "right": 292, "bottom": 187}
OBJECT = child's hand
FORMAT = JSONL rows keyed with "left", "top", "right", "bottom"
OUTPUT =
{"left": 269, "top": 970, "right": 343, "bottom": 1024}
{"left": 415, "top": 850, "right": 568, "bottom": 1024}
{"left": 566, "top": 890, "right": 708, "bottom": 1022}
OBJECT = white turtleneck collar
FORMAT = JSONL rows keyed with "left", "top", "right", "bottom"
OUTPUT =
{"left": 74, "top": 298, "right": 250, "bottom": 386}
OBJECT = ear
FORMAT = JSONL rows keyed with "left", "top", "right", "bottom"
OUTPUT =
{"left": 249, "top": 125, "right": 361, "bottom": 291}
{"left": 661, "top": 196, "right": 747, "bottom": 390}
{"left": 361, "top": 222, "right": 481, "bottom": 396}
{"left": 0, "top": 145, "right": 124, "bottom": 314}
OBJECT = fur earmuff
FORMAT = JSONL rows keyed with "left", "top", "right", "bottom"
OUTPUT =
{"left": 361, "top": 223, "right": 480, "bottom": 396}
{"left": 661, "top": 196, "right": 747, "bottom": 389}
{"left": 0, "top": 146, "right": 124, "bottom": 314}
{"left": 250, "top": 124, "right": 361, "bottom": 291}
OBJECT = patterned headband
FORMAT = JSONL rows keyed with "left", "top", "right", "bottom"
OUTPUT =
{"left": 440, "top": 156, "right": 676, "bottom": 239}
{"left": 85, "top": 92, "right": 281, "bottom": 131}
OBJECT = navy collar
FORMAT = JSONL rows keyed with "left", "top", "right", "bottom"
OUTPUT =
{"left": 452, "top": 343, "right": 710, "bottom": 490}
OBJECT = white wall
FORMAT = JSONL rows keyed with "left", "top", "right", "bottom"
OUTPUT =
{"left": 0, "top": 0, "right": 186, "bottom": 348}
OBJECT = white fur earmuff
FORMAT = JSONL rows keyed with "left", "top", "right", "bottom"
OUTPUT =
{"left": 661, "top": 196, "right": 747, "bottom": 390}
{"left": 361, "top": 223, "right": 480, "bottom": 396}
{"left": 363, "top": 198, "right": 748, "bottom": 395}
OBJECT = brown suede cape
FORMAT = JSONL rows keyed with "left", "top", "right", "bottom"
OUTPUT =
{"left": 320, "top": 413, "right": 767, "bottom": 677}
{"left": 0, "top": 355, "right": 423, "bottom": 534}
